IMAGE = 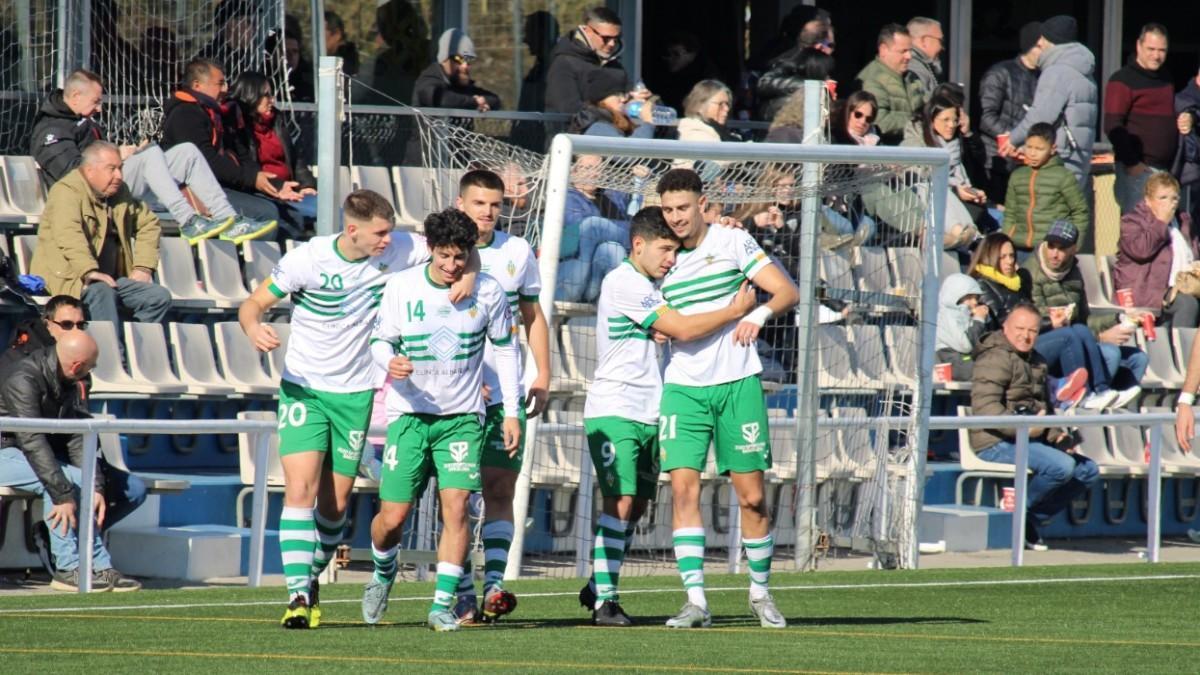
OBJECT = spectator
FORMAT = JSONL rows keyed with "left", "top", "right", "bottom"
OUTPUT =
{"left": 546, "top": 7, "right": 642, "bottom": 116}
{"left": 161, "top": 58, "right": 281, "bottom": 243}
{"left": 517, "top": 11, "right": 559, "bottom": 115}
{"left": 1002, "top": 16, "right": 1098, "bottom": 189}
{"left": 936, "top": 273, "right": 989, "bottom": 381}
{"left": 749, "top": 6, "right": 831, "bottom": 73}
{"left": 556, "top": 155, "right": 639, "bottom": 303}
{"left": 970, "top": 302, "right": 1099, "bottom": 551}
{"left": 853, "top": 24, "right": 924, "bottom": 146}
{"left": 227, "top": 72, "right": 318, "bottom": 238}
{"left": 978, "top": 22, "right": 1043, "bottom": 203}
{"left": 652, "top": 31, "right": 719, "bottom": 114}
{"left": 324, "top": 11, "right": 359, "bottom": 77}
{"left": 30, "top": 69, "right": 263, "bottom": 246}
{"left": 31, "top": 142, "right": 171, "bottom": 335}
{"left": 764, "top": 90, "right": 807, "bottom": 144}
{"left": 413, "top": 29, "right": 501, "bottom": 112}
{"left": 284, "top": 33, "right": 313, "bottom": 103}
{"left": 0, "top": 331, "right": 145, "bottom": 591}
{"left": 1, "top": 295, "right": 88, "bottom": 370}
{"left": 831, "top": 90, "right": 880, "bottom": 147}
{"left": 1002, "top": 122, "right": 1090, "bottom": 252}
{"left": 197, "top": 0, "right": 257, "bottom": 69}
{"left": 366, "top": 0, "right": 430, "bottom": 105}
{"left": 906, "top": 17, "right": 945, "bottom": 99}
{"left": 567, "top": 68, "right": 656, "bottom": 138}
{"left": 677, "top": 80, "right": 741, "bottom": 143}
{"left": 757, "top": 47, "right": 835, "bottom": 122}
{"left": 967, "top": 232, "right": 1032, "bottom": 328}
{"left": 1177, "top": 67, "right": 1200, "bottom": 224}
{"left": 1024, "top": 220, "right": 1145, "bottom": 409}
{"left": 1104, "top": 24, "right": 1176, "bottom": 215}
{"left": 1113, "top": 172, "right": 1200, "bottom": 328}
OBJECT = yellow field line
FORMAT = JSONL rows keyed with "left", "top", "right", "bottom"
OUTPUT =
{"left": 0, "top": 646, "right": 892, "bottom": 674}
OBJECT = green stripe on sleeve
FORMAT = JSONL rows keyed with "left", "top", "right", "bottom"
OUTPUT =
{"left": 638, "top": 305, "right": 667, "bottom": 330}
{"left": 266, "top": 280, "right": 286, "bottom": 298}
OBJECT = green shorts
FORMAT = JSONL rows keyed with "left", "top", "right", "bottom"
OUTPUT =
{"left": 379, "top": 413, "right": 484, "bottom": 503}
{"left": 659, "top": 375, "right": 772, "bottom": 475}
{"left": 480, "top": 398, "right": 527, "bottom": 472}
{"left": 585, "top": 416, "right": 659, "bottom": 499}
{"left": 276, "top": 380, "right": 374, "bottom": 478}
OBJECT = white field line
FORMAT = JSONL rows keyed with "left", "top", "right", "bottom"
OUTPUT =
{"left": 1, "top": 573, "right": 1197, "bottom": 615}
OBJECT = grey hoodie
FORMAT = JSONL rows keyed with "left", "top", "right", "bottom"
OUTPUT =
{"left": 1008, "top": 42, "right": 1098, "bottom": 186}
{"left": 937, "top": 273, "right": 985, "bottom": 354}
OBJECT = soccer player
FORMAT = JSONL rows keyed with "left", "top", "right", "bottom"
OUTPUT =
{"left": 450, "top": 169, "right": 552, "bottom": 623}
{"left": 655, "top": 168, "right": 799, "bottom": 629}
{"left": 361, "top": 208, "right": 522, "bottom": 632}
{"left": 581, "top": 206, "right": 756, "bottom": 626}
{"left": 238, "top": 190, "right": 475, "bottom": 629}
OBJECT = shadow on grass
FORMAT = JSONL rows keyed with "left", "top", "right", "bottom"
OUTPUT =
{"left": 290, "top": 615, "right": 989, "bottom": 631}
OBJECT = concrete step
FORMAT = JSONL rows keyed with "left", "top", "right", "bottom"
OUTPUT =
{"left": 919, "top": 505, "right": 1012, "bottom": 552}
{"left": 108, "top": 525, "right": 281, "bottom": 581}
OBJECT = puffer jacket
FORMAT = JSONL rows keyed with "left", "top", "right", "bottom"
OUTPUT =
{"left": 0, "top": 345, "right": 99, "bottom": 505}
{"left": 1001, "top": 155, "right": 1090, "bottom": 251}
{"left": 978, "top": 57, "right": 1039, "bottom": 159}
{"left": 29, "top": 90, "right": 105, "bottom": 185}
{"left": 1022, "top": 245, "right": 1118, "bottom": 335}
{"left": 974, "top": 268, "right": 1033, "bottom": 330}
{"left": 853, "top": 58, "right": 925, "bottom": 145}
{"left": 544, "top": 30, "right": 627, "bottom": 115}
{"left": 969, "top": 330, "right": 1052, "bottom": 451}
{"left": 1008, "top": 42, "right": 1098, "bottom": 184}
{"left": 1112, "top": 200, "right": 1200, "bottom": 310}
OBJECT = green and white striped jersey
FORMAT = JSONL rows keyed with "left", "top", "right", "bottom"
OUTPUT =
{"left": 267, "top": 233, "right": 430, "bottom": 392}
{"left": 371, "top": 266, "right": 520, "bottom": 418}
{"left": 659, "top": 225, "right": 771, "bottom": 387}
{"left": 477, "top": 230, "right": 541, "bottom": 407}
{"left": 584, "top": 261, "right": 668, "bottom": 425}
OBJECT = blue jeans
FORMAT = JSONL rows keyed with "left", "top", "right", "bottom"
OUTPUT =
{"left": 977, "top": 440, "right": 1099, "bottom": 521}
{"left": 1034, "top": 324, "right": 1111, "bottom": 393}
{"left": 0, "top": 446, "right": 147, "bottom": 572}
{"left": 276, "top": 193, "right": 318, "bottom": 237}
{"left": 555, "top": 216, "right": 629, "bottom": 302}
{"left": 822, "top": 205, "right": 877, "bottom": 242}
{"left": 1098, "top": 343, "right": 1147, "bottom": 389}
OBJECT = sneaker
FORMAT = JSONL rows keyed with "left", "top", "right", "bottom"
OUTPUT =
{"left": 280, "top": 596, "right": 311, "bottom": 629}
{"left": 578, "top": 582, "right": 597, "bottom": 611}
{"left": 1187, "top": 528, "right": 1200, "bottom": 543}
{"left": 480, "top": 587, "right": 517, "bottom": 623}
{"left": 452, "top": 595, "right": 480, "bottom": 625}
{"left": 180, "top": 214, "right": 234, "bottom": 245}
{"left": 592, "top": 599, "right": 633, "bottom": 626}
{"left": 219, "top": 217, "right": 278, "bottom": 245}
{"left": 1054, "top": 368, "right": 1088, "bottom": 410}
{"left": 818, "top": 232, "right": 855, "bottom": 251}
{"left": 362, "top": 578, "right": 392, "bottom": 625}
{"left": 428, "top": 608, "right": 461, "bottom": 632}
{"left": 1024, "top": 514, "right": 1048, "bottom": 552}
{"left": 308, "top": 577, "right": 322, "bottom": 628}
{"left": 1080, "top": 389, "right": 1119, "bottom": 411}
{"left": 96, "top": 568, "right": 142, "bottom": 592}
{"left": 49, "top": 568, "right": 113, "bottom": 593}
{"left": 1112, "top": 386, "right": 1142, "bottom": 410}
{"left": 665, "top": 602, "right": 712, "bottom": 629}
{"left": 749, "top": 594, "right": 787, "bottom": 628}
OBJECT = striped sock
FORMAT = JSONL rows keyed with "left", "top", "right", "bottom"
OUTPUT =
{"left": 432, "top": 561, "right": 464, "bottom": 612}
{"left": 673, "top": 527, "right": 707, "bottom": 609}
{"left": 309, "top": 509, "right": 347, "bottom": 579}
{"left": 371, "top": 543, "right": 398, "bottom": 585}
{"left": 744, "top": 534, "right": 774, "bottom": 600}
{"left": 593, "top": 514, "right": 628, "bottom": 607}
{"left": 481, "top": 520, "right": 514, "bottom": 595}
{"left": 457, "top": 557, "right": 476, "bottom": 599}
{"left": 279, "top": 506, "right": 316, "bottom": 603}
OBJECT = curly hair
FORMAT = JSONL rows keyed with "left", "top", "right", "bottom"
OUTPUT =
{"left": 423, "top": 208, "right": 478, "bottom": 252}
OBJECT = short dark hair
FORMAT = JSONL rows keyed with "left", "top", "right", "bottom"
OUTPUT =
{"left": 459, "top": 169, "right": 505, "bottom": 195}
{"left": 424, "top": 208, "right": 478, "bottom": 252}
{"left": 629, "top": 206, "right": 678, "bottom": 244}
{"left": 656, "top": 168, "right": 704, "bottom": 196}
{"left": 183, "top": 58, "right": 222, "bottom": 87}
{"left": 324, "top": 10, "right": 345, "bottom": 33}
{"left": 583, "top": 6, "right": 621, "bottom": 26}
{"left": 1139, "top": 22, "right": 1168, "bottom": 41}
{"left": 878, "top": 23, "right": 909, "bottom": 47}
{"left": 1027, "top": 122, "right": 1056, "bottom": 144}
{"left": 343, "top": 189, "right": 395, "bottom": 223}
{"left": 44, "top": 295, "right": 83, "bottom": 318}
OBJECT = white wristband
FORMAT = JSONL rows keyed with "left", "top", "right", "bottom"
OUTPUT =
{"left": 743, "top": 305, "right": 773, "bottom": 327}
{"left": 1180, "top": 393, "right": 1196, "bottom": 406}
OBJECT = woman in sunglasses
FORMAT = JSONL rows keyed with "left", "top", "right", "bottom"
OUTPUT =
{"left": 832, "top": 90, "right": 881, "bottom": 147}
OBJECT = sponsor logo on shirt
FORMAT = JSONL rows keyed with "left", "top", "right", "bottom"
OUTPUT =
{"left": 43, "top": 133, "right": 58, "bottom": 145}
{"left": 336, "top": 445, "right": 362, "bottom": 462}
{"left": 446, "top": 441, "right": 474, "bottom": 473}
{"left": 744, "top": 239, "right": 762, "bottom": 255}
{"left": 640, "top": 294, "right": 660, "bottom": 309}
{"left": 736, "top": 421, "right": 766, "bottom": 454}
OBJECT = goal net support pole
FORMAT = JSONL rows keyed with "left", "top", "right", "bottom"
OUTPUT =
{"left": 316, "top": 56, "right": 344, "bottom": 236}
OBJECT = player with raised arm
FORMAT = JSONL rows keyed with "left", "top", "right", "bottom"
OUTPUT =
{"left": 654, "top": 169, "right": 799, "bottom": 629}
{"left": 579, "top": 206, "right": 756, "bottom": 626}
{"left": 361, "top": 208, "right": 522, "bottom": 632}
{"left": 449, "top": 169, "right": 551, "bottom": 624}
{"left": 238, "top": 190, "right": 474, "bottom": 629}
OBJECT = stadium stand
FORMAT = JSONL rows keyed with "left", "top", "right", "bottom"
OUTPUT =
{"left": 168, "top": 322, "right": 239, "bottom": 396}
{"left": 156, "top": 237, "right": 219, "bottom": 311}
{"left": 954, "top": 406, "right": 1024, "bottom": 506}
{"left": 86, "top": 321, "right": 185, "bottom": 396}
{"left": 123, "top": 322, "right": 193, "bottom": 395}
{"left": 213, "top": 322, "right": 277, "bottom": 396}
{"left": 0, "top": 156, "right": 44, "bottom": 222}
{"left": 197, "top": 240, "right": 253, "bottom": 306}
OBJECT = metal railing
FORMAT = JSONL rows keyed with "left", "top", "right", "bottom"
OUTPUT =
{"left": 0, "top": 410, "right": 1185, "bottom": 593}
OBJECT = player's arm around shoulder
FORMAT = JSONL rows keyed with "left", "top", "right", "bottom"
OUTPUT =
{"left": 732, "top": 229, "right": 799, "bottom": 346}
{"left": 651, "top": 281, "right": 757, "bottom": 342}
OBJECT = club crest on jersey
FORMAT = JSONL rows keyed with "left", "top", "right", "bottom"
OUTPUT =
{"left": 447, "top": 441, "right": 473, "bottom": 472}
{"left": 737, "top": 422, "right": 766, "bottom": 454}
{"left": 376, "top": 263, "right": 389, "bottom": 272}
{"left": 468, "top": 303, "right": 478, "bottom": 318}
{"left": 705, "top": 254, "right": 715, "bottom": 266}
{"left": 507, "top": 261, "right": 516, "bottom": 277}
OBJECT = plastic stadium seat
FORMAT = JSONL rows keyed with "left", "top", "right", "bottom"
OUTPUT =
{"left": 123, "top": 322, "right": 190, "bottom": 393}
{"left": 1140, "top": 330, "right": 1183, "bottom": 389}
{"left": 560, "top": 317, "right": 597, "bottom": 385}
{"left": 94, "top": 413, "right": 190, "bottom": 493}
{"left": 392, "top": 166, "right": 443, "bottom": 230}
{"left": 848, "top": 324, "right": 896, "bottom": 387}
{"left": 168, "top": 322, "right": 237, "bottom": 396}
{"left": 888, "top": 247, "right": 922, "bottom": 294}
{"left": 767, "top": 409, "right": 797, "bottom": 482}
{"left": 85, "top": 321, "right": 184, "bottom": 396}
{"left": 12, "top": 234, "right": 34, "bottom": 274}
{"left": 832, "top": 407, "right": 877, "bottom": 480}
{"left": 156, "top": 237, "right": 216, "bottom": 310}
{"left": 1074, "top": 422, "right": 1137, "bottom": 477}
{"left": 266, "top": 322, "right": 291, "bottom": 380}
{"left": 197, "top": 239, "right": 250, "bottom": 306}
{"left": 351, "top": 165, "right": 399, "bottom": 214}
{"left": 1107, "top": 424, "right": 1150, "bottom": 476}
{"left": 0, "top": 156, "right": 46, "bottom": 220}
{"left": 213, "top": 322, "right": 276, "bottom": 395}
{"left": 1075, "top": 254, "right": 1123, "bottom": 313}
{"left": 1142, "top": 407, "right": 1200, "bottom": 475}
{"left": 940, "top": 250, "right": 962, "bottom": 282}
{"left": 882, "top": 325, "right": 918, "bottom": 388}
{"left": 816, "top": 325, "right": 862, "bottom": 389}
{"left": 242, "top": 240, "right": 281, "bottom": 289}
{"left": 854, "top": 246, "right": 894, "bottom": 295}
{"left": 954, "top": 405, "right": 1022, "bottom": 505}
{"left": 1174, "top": 328, "right": 1197, "bottom": 385}
{"left": 819, "top": 251, "right": 853, "bottom": 293}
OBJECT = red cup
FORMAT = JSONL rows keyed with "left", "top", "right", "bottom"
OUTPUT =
{"left": 1115, "top": 288, "right": 1134, "bottom": 309}
{"left": 933, "top": 363, "right": 952, "bottom": 384}
{"left": 825, "top": 79, "right": 838, "bottom": 98}
{"left": 1001, "top": 487, "right": 1016, "bottom": 512}
{"left": 997, "top": 133, "right": 1010, "bottom": 153}
{"left": 1142, "top": 313, "right": 1157, "bottom": 341}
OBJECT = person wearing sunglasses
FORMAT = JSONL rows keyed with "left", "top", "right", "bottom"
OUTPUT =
{"left": 906, "top": 17, "right": 945, "bottom": 101}
{"left": 1, "top": 295, "right": 87, "bottom": 370}
{"left": 414, "top": 29, "right": 501, "bottom": 114}
{"left": 546, "top": 6, "right": 645, "bottom": 116}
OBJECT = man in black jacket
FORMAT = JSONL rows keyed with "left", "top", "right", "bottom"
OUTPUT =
{"left": 545, "top": 6, "right": 647, "bottom": 116}
{"left": 1, "top": 295, "right": 87, "bottom": 370}
{"left": 977, "top": 22, "right": 1043, "bottom": 202}
{"left": 0, "top": 332, "right": 144, "bottom": 591}
{"left": 161, "top": 58, "right": 280, "bottom": 243}
{"left": 413, "top": 29, "right": 501, "bottom": 111}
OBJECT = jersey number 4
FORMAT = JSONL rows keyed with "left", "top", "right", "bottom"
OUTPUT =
{"left": 406, "top": 300, "right": 426, "bottom": 321}
{"left": 382, "top": 444, "right": 399, "bottom": 471}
